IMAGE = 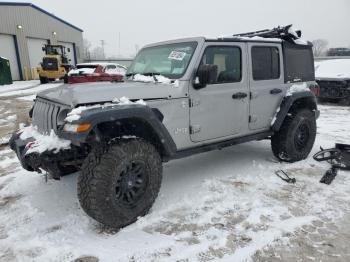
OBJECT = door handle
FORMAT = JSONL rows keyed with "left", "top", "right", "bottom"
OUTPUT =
{"left": 232, "top": 92, "right": 248, "bottom": 99}
{"left": 270, "top": 88, "right": 282, "bottom": 95}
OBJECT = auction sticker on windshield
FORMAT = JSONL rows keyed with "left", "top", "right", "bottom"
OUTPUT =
{"left": 168, "top": 51, "right": 187, "bottom": 61}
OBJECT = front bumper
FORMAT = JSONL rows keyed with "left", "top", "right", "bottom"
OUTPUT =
{"left": 9, "top": 131, "right": 83, "bottom": 174}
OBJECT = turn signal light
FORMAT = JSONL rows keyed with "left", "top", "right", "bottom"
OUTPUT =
{"left": 77, "top": 124, "right": 91, "bottom": 133}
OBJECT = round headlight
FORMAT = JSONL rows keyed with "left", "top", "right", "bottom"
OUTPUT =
{"left": 57, "top": 109, "right": 70, "bottom": 126}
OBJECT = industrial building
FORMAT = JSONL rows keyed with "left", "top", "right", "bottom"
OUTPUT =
{"left": 0, "top": 2, "right": 83, "bottom": 80}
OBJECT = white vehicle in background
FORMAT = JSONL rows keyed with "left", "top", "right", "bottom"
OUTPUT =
{"left": 68, "top": 62, "right": 127, "bottom": 84}
{"left": 315, "top": 59, "right": 350, "bottom": 105}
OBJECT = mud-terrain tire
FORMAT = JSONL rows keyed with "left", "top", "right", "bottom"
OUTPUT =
{"left": 78, "top": 138, "right": 162, "bottom": 228}
{"left": 39, "top": 76, "right": 48, "bottom": 84}
{"left": 271, "top": 109, "right": 316, "bottom": 162}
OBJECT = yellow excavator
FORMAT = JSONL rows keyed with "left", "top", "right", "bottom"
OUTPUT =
{"left": 37, "top": 44, "right": 73, "bottom": 84}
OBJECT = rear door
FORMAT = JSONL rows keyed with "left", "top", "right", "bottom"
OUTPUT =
{"left": 189, "top": 42, "right": 249, "bottom": 142}
{"left": 248, "top": 43, "right": 286, "bottom": 130}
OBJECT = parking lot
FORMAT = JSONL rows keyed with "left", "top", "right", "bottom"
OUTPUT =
{"left": 0, "top": 84, "right": 350, "bottom": 261}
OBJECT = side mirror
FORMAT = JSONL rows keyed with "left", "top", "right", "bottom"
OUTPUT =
{"left": 67, "top": 48, "right": 71, "bottom": 52}
{"left": 193, "top": 64, "right": 218, "bottom": 89}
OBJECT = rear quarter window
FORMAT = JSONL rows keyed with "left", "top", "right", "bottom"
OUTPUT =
{"left": 283, "top": 42, "right": 315, "bottom": 82}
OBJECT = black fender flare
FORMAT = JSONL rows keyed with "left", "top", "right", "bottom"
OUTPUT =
{"left": 58, "top": 105, "right": 177, "bottom": 158}
{"left": 272, "top": 91, "right": 318, "bottom": 132}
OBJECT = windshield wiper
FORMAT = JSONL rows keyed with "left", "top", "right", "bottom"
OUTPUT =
{"left": 142, "top": 72, "right": 161, "bottom": 82}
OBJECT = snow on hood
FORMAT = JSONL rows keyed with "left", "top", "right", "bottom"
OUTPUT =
{"left": 131, "top": 74, "right": 179, "bottom": 87}
{"left": 315, "top": 59, "right": 350, "bottom": 79}
{"left": 19, "top": 125, "right": 71, "bottom": 154}
{"left": 37, "top": 81, "right": 184, "bottom": 107}
{"left": 68, "top": 68, "right": 96, "bottom": 76}
{"left": 64, "top": 97, "right": 147, "bottom": 123}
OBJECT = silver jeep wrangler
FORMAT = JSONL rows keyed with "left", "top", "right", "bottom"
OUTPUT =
{"left": 10, "top": 25, "right": 319, "bottom": 228}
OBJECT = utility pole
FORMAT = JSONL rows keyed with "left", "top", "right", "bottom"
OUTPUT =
{"left": 118, "top": 32, "right": 121, "bottom": 57}
{"left": 100, "top": 40, "right": 106, "bottom": 59}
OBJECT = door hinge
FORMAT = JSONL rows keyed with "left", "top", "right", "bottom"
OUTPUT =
{"left": 190, "top": 125, "right": 201, "bottom": 134}
{"left": 189, "top": 98, "right": 200, "bottom": 107}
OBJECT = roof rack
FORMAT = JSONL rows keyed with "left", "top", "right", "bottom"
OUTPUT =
{"left": 232, "top": 24, "right": 301, "bottom": 42}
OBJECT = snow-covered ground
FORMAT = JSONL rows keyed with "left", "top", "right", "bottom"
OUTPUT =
{"left": 0, "top": 90, "right": 350, "bottom": 261}
{"left": 0, "top": 80, "right": 63, "bottom": 100}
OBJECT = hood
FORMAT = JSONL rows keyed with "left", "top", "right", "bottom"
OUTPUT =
{"left": 37, "top": 81, "right": 186, "bottom": 107}
{"left": 315, "top": 59, "right": 350, "bottom": 80}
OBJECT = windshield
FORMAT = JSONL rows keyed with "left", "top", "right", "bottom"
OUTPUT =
{"left": 127, "top": 41, "right": 197, "bottom": 79}
{"left": 46, "top": 46, "right": 64, "bottom": 55}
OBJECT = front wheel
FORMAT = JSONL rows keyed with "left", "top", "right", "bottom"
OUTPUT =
{"left": 39, "top": 76, "right": 48, "bottom": 84}
{"left": 78, "top": 138, "right": 162, "bottom": 228}
{"left": 271, "top": 109, "right": 316, "bottom": 162}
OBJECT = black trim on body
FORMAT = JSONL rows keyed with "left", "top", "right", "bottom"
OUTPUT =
{"left": 173, "top": 131, "right": 273, "bottom": 160}
{"left": 272, "top": 91, "right": 318, "bottom": 132}
{"left": 59, "top": 105, "right": 177, "bottom": 158}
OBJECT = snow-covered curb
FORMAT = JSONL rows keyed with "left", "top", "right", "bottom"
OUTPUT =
{"left": 19, "top": 125, "right": 71, "bottom": 154}
{"left": 65, "top": 97, "right": 147, "bottom": 123}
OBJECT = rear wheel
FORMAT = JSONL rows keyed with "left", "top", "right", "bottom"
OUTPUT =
{"left": 271, "top": 109, "right": 316, "bottom": 162}
{"left": 63, "top": 74, "right": 69, "bottom": 84}
{"left": 78, "top": 138, "right": 162, "bottom": 228}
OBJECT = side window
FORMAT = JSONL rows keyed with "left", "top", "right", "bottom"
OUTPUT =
{"left": 252, "top": 46, "right": 280, "bottom": 81}
{"left": 200, "top": 46, "right": 241, "bottom": 84}
{"left": 104, "top": 65, "right": 117, "bottom": 73}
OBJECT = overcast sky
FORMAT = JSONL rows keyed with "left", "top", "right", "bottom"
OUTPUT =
{"left": 6, "top": 0, "right": 350, "bottom": 57}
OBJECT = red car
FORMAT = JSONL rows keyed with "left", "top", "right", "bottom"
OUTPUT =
{"left": 68, "top": 63, "right": 127, "bottom": 84}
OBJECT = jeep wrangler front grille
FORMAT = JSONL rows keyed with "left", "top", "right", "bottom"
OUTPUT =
{"left": 32, "top": 98, "right": 67, "bottom": 134}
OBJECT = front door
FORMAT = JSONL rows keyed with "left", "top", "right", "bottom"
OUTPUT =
{"left": 189, "top": 43, "right": 249, "bottom": 142}
{"left": 248, "top": 43, "right": 286, "bottom": 130}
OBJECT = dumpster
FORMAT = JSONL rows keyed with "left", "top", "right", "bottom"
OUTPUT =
{"left": 0, "top": 56, "right": 13, "bottom": 85}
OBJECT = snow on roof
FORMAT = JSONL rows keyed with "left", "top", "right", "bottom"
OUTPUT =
{"left": 0, "top": 2, "right": 83, "bottom": 32}
{"left": 315, "top": 59, "right": 350, "bottom": 79}
{"left": 77, "top": 62, "right": 126, "bottom": 68}
{"left": 235, "top": 36, "right": 282, "bottom": 42}
{"left": 0, "top": 56, "right": 8, "bottom": 60}
{"left": 68, "top": 68, "right": 96, "bottom": 76}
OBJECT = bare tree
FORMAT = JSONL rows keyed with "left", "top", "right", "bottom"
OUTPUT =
{"left": 312, "top": 39, "right": 329, "bottom": 57}
{"left": 90, "top": 46, "right": 105, "bottom": 60}
{"left": 83, "top": 38, "right": 92, "bottom": 60}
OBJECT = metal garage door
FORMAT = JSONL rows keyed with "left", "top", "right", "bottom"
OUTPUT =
{"left": 27, "top": 38, "right": 48, "bottom": 79}
{"left": 58, "top": 41, "right": 76, "bottom": 65}
{"left": 0, "top": 34, "right": 20, "bottom": 80}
